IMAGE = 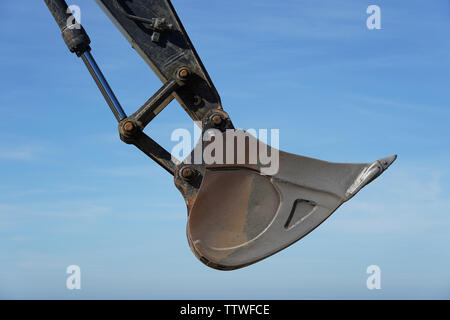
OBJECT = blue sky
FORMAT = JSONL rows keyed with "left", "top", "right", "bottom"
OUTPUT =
{"left": 0, "top": 0, "right": 449, "bottom": 299}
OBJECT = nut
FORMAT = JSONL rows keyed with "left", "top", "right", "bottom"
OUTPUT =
{"left": 178, "top": 68, "right": 190, "bottom": 79}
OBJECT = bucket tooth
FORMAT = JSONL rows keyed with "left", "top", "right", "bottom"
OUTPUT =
{"left": 345, "top": 154, "right": 397, "bottom": 201}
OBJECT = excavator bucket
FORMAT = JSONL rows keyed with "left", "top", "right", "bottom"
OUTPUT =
{"left": 43, "top": 0, "right": 396, "bottom": 270}
{"left": 178, "top": 130, "right": 396, "bottom": 270}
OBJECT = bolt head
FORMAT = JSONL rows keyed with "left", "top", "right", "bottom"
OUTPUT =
{"left": 211, "top": 114, "right": 223, "bottom": 126}
{"left": 178, "top": 68, "right": 190, "bottom": 79}
{"left": 123, "top": 121, "right": 135, "bottom": 133}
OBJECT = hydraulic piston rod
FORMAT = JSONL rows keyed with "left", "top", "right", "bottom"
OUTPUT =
{"left": 81, "top": 51, "right": 127, "bottom": 121}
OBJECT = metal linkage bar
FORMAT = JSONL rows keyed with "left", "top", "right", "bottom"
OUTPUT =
{"left": 118, "top": 116, "right": 179, "bottom": 175}
{"left": 116, "top": 67, "right": 191, "bottom": 175}
{"left": 81, "top": 51, "right": 127, "bottom": 121}
{"left": 130, "top": 78, "right": 179, "bottom": 128}
{"left": 132, "top": 133, "right": 179, "bottom": 175}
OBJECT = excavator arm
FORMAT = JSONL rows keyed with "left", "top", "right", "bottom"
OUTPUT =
{"left": 43, "top": 0, "right": 396, "bottom": 270}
